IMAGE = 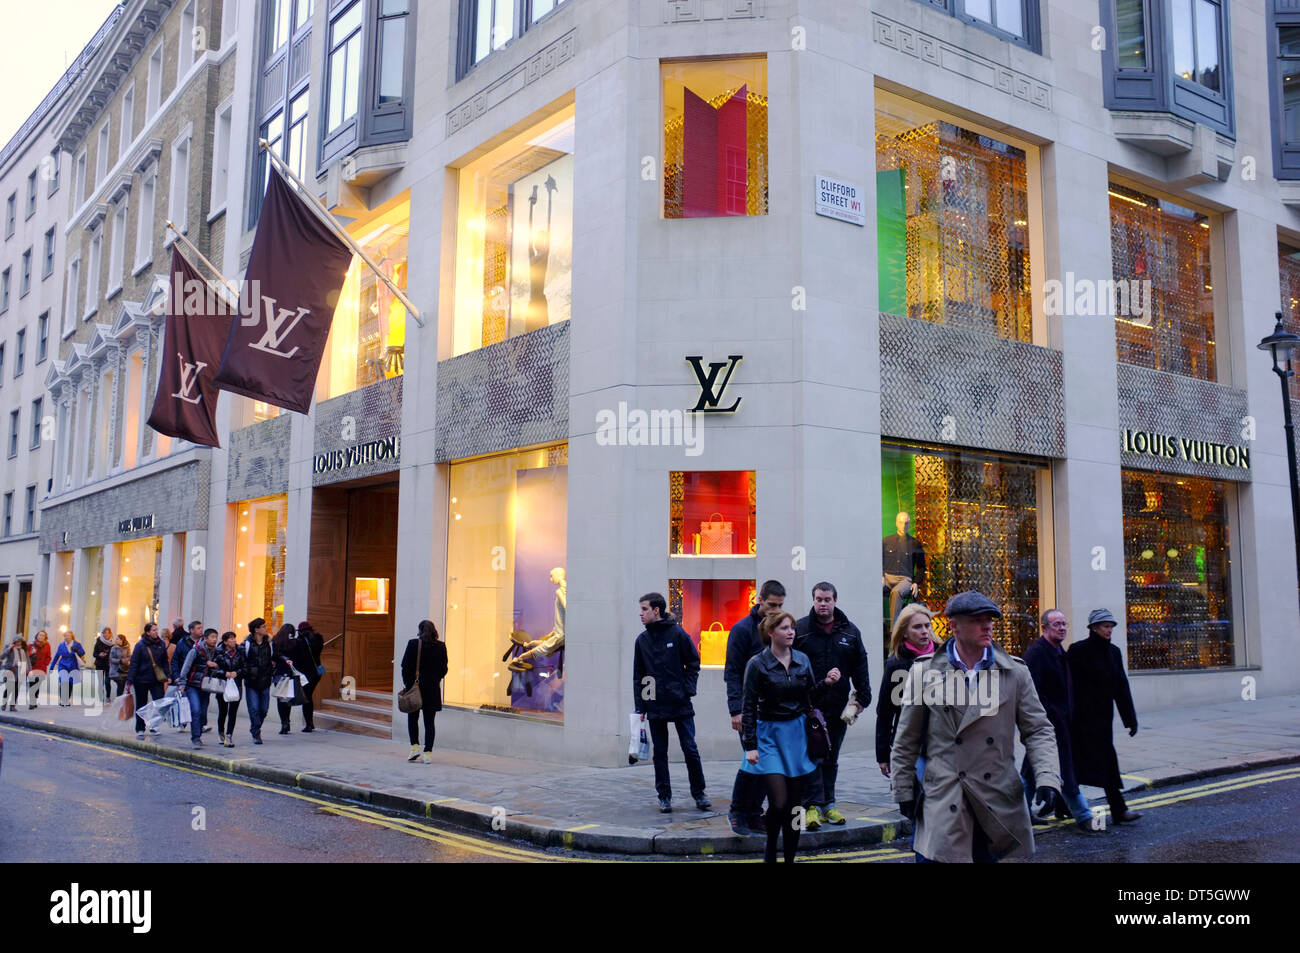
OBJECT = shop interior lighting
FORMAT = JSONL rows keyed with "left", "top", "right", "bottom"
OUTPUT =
{"left": 1108, "top": 189, "right": 1149, "bottom": 208}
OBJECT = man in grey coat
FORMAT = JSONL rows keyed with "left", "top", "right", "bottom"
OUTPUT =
{"left": 891, "top": 591, "right": 1061, "bottom": 862}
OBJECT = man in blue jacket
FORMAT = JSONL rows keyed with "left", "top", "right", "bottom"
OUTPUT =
{"left": 724, "top": 579, "right": 786, "bottom": 835}
{"left": 633, "top": 593, "right": 710, "bottom": 813}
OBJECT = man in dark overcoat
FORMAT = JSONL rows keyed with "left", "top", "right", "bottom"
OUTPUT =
{"left": 1021, "top": 609, "right": 1094, "bottom": 829}
{"left": 1068, "top": 609, "right": 1141, "bottom": 823}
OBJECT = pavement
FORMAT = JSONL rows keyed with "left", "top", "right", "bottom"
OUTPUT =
{"left": 2, "top": 689, "right": 1298, "bottom": 855}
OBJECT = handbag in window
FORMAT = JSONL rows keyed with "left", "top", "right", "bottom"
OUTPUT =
{"left": 700, "top": 622, "right": 727, "bottom": 666}
{"left": 698, "top": 512, "right": 734, "bottom": 555}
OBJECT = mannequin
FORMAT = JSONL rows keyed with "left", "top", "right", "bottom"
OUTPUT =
{"left": 882, "top": 512, "right": 926, "bottom": 624}
{"left": 507, "top": 567, "right": 566, "bottom": 671}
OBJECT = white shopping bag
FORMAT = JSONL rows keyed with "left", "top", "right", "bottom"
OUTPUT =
{"left": 628, "top": 713, "right": 651, "bottom": 764}
{"left": 223, "top": 679, "right": 240, "bottom": 702}
{"left": 169, "top": 693, "right": 191, "bottom": 728}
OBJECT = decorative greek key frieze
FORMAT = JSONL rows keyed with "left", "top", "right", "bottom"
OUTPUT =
{"left": 872, "top": 14, "right": 1050, "bottom": 111}
{"left": 447, "top": 29, "right": 577, "bottom": 136}
{"left": 663, "top": 0, "right": 763, "bottom": 23}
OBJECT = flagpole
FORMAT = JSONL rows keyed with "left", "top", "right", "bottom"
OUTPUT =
{"left": 257, "top": 141, "right": 425, "bottom": 328}
{"left": 165, "top": 221, "right": 241, "bottom": 305}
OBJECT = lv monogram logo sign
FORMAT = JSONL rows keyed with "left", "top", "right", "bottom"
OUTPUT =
{"left": 172, "top": 354, "right": 208, "bottom": 405}
{"left": 686, "top": 355, "right": 743, "bottom": 413}
{"left": 249, "top": 297, "right": 310, "bottom": 359}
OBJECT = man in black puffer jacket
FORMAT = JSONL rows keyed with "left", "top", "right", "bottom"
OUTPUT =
{"left": 633, "top": 593, "right": 709, "bottom": 814}
{"left": 724, "top": 580, "right": 787, "bottom": 836}
{"left": 794, "top": 582, "right": 872, "bottom": 828}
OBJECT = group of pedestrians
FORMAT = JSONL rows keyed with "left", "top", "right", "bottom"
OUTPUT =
{"left": 633, "top": 578, "right": 1142, "bottom": 864}
{"left": 0, "top": 629, "right": 102, "bottom": 708}
{"left": 121, "top": 616, "right": 324, "bottom": 748}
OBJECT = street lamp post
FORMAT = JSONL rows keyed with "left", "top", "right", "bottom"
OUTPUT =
{"left": 1258, "top": 312, "right": 1300, "bottom": 591}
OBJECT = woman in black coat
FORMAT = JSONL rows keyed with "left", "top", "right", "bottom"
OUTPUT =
{"left": 1068, "top": 610, "right": 1141, "bottom": 823}
{"left": 271, "top": 623, "right": 319, "bottom": 734}
{"left": 400, "top": 620, "right": 448, "bottom": 763}
{"left": 875, "top": 604, "right": 938, "bottom": 776}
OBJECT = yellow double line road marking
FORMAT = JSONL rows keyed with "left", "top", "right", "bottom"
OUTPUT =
{"left": 811, "top": 765, "right": 1300, "bottom": 862}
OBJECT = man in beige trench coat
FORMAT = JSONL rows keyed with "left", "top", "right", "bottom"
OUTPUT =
{"left": 891, "top": 591, "right": 1062, "bottom": 862}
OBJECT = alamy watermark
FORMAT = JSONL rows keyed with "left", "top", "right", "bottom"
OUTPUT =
{"left": 595, "top": 402, "right": 704, "bottom": 456}
{"left": 1042, "top": 273, "right": 1152, "bottom": 325}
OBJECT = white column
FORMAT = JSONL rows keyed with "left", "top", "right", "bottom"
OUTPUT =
{"left": 1039, "top": 143, "right": 1128, "bottom": 650}
{"left": 101, "top": 543, "right": 120, "bottom": 635}
{"left": 180, "top": 530, "right": 205, "bottom": 622}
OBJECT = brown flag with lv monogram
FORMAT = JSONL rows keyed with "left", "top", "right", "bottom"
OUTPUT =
{"left": 146, "top": 247, "right": 235, "bottom": 448}
{"left": 213, "top": 167, "right": 354, "bottom": 414}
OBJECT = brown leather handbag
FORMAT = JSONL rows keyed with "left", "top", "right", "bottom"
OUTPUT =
{"left": 397, "top": 638, "right": 423, "bottom": 713}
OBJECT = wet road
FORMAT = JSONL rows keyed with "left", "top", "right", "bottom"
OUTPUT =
{"left": 799, "top": 764, "right": 1300, "bottom": 863}
{"left": 0, "top": 727, "right": 565, "bottom": 863}
{"left": 3, "top": 725, "right": 1295, "bottom": 863}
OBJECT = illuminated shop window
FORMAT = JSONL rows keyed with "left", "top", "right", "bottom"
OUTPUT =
{"left": 79, "top": 546, "right": 104, "bottom": 642}
{"left": 875, "top": 93, "right": 1034, "bottom": 342}
{"left": 353, "top": 577, "right": 390, "bottom": 614}
{"left": 669, "top": 579, "right": 756, "bottom": 667}
{"left": 445, "top": 443, "right": 567, "bottom": 718}
{"left": 319, "top": 198, "right": 409, "bottom": 400}
{"left": 453, "top": 106, "right": 574, "bottom": 356}
{"left": 881, "top": 443, "right": 1052, "bottom": 655}
{"left": 662, "top": 57, "right": 768, "bottom": 219}
{"left": 1110, "top": 183, "right": 1217, "bottom": 381}
{"left": 1277, "top": 242, "right": 1300, "bottom": 401}
{"left": 231, "top": 495, "right": 288, "bottom": 634}
{"left": 115, "top": 537, "right": 163, "bottom": 634}
{"left": 1121, "top": 470, "right": 1235, "bottom": 670}
{"left": 670, "top": 470, "right": 755, "bottom": 555}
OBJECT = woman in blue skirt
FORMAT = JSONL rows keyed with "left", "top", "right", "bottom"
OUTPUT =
{"left": 740, "top": 610, "right": 828, "bottom": 863}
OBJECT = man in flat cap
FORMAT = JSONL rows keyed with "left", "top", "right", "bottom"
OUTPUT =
{"left": 1068, "top": 609, "right": 1141, "bottom": 823}
{"left": 890, "top": 591, "right": 1061, "bottom": 862}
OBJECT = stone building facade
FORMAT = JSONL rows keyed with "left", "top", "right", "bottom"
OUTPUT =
{"left": 26, "top": 0, "right": 1300, "bottom": 766}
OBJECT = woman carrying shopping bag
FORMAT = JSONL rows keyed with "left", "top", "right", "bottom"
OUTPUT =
{"left": 125, "top": 622, "right": 170, "bottom": 739}
{"left": 271, "top": 624, "right": 316, "bottom": 734}
{"left": 399, "top": 620, "right": 448, "bottom": 763}
{"left": 213, "top": 631, "right": 244, "bottom": 747}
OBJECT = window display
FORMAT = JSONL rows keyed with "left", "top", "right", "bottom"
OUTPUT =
{"left": 79, "top": 546, "right": 104, "bottom": 640}
{"left": 321, "top": 199, "right": 409, "bottom": 399}
{"left": 445, "top": 443, "right": 567, "bottom": 718}
{"left": 453, "top": 107, "right": 574, "bottom": 356}
{"left": 668, "top": 579, "right": 756, "bottom": 667}
{"left": 663, "top": 57, "right": 768, "bottom": 218}
{"left": 881, "top": 443, "right": 1051, "bottom": 655}
{"left": 1110, "top": 183, "right": 1216, "bottom": 380}
{"left": 116, "top": 537, "right": 162, "bottom": 633}
{"left": 1121, "top": 471, "right": 1235, "bottom": 670}
{"left": 670, "top": 470, "right": 756, "bottom": 555}
{"left": 231, "top": 495, "right": 288, "bottom": 634}
{"left": 353, "top": 577, "right": 390, "bottom": 614}
{"left": 875, "top": 93, "right": 1033, "bottom": 341}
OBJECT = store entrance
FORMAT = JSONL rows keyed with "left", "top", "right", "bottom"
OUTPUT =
{"left": 308, "top": 478, "right": 399, "bottom": 697}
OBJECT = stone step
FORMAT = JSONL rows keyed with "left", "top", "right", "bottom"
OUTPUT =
{"left": 318, "top": 698, "right": 391, "bottom": 722}
{"left": 312, "top": 710, "right": 391, "bottom": 738}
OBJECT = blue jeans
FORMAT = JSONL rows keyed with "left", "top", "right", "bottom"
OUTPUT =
{"left": 245, "top": 687, "right": 270, "bottom": 739}
{"left": 648, "top": 717, "right": 707, "bottom": 801}
{"left": 185, "top": 687, "right": 211, "bottom": 742}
